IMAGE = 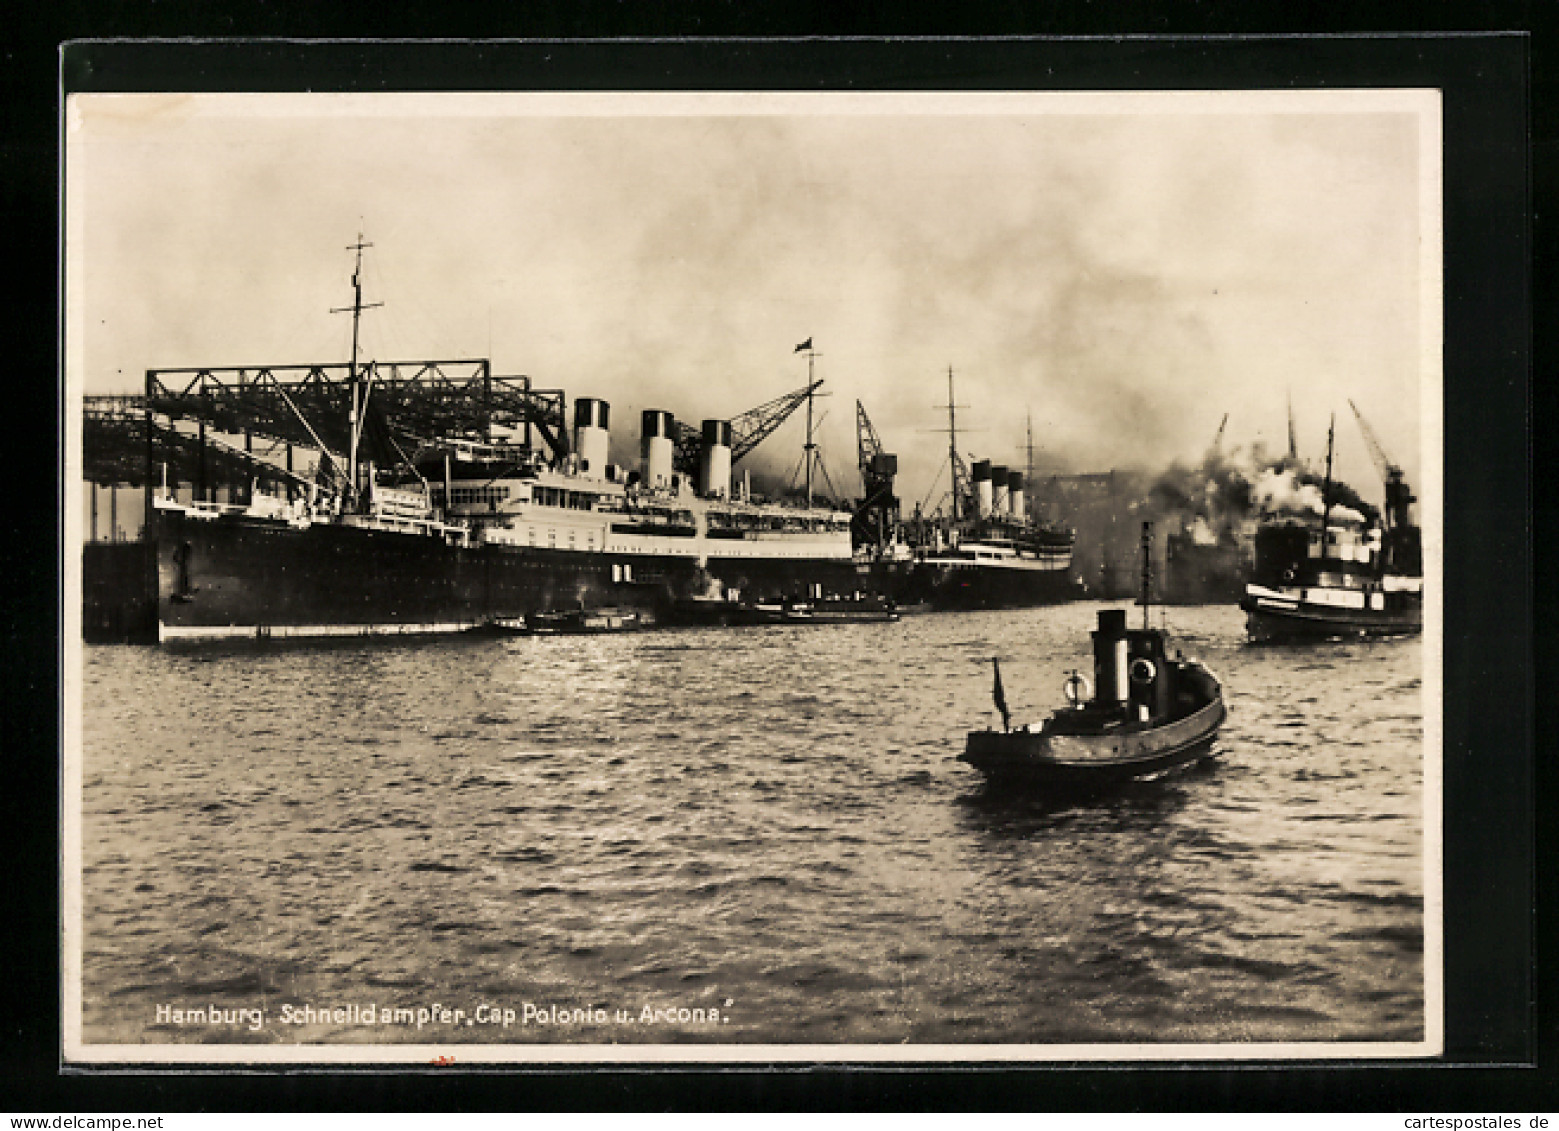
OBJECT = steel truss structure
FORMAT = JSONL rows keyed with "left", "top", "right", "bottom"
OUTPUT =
{"left": 83, "top": 360, "right": 566, "bottom": 488}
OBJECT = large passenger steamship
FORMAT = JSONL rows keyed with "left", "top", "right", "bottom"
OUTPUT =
{"left": 150, "top": 396, "right": 863, "bottom": 641}
{"left": 889, "top": 372, "right": 1078, "bottom": 610}
{"left": 99, "top": 240, "right": 871, "bottom": 642}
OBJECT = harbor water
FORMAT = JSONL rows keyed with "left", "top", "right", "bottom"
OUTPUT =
{"left": 76, "top": 602, "right": 1426, "bottom": 1048}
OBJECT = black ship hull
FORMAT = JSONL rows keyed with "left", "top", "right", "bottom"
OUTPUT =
{"left": 1239, "top": 593, "right": 1423, "bottom": 642}
{"left": 963, "top": 724, "right": 1222, "bottom": 791}
{"left": 144, "top": 509, "right": 868, "bottom": 641}
{"left": 904, "top": 562, "right": 1081, "bottom": 610}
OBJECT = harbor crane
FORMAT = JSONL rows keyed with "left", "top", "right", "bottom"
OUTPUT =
{"left": 852, "top": 399, "right": 900, "bottom": 552}
{"left": 1208, "top": 412, "right": 1229, "bottom": 461}
{"left": 1347, "top": 398, "right": 1415, "bottom": 533}
{"left": 670, "top": 378, "right": 825, "bottom": 476}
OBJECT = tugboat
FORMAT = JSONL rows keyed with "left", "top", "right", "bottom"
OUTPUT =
{"left": 961, "top": 523, "right": 1226, "bottom": 790}
{"left": 1239, "top": 406, "right": 1422, "bottom": 642}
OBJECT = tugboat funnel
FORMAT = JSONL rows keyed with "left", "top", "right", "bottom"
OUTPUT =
{"left": 1092, "top": 608, "right": 1129, "bottom": 707}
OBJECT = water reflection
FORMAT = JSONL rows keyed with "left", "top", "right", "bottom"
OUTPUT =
{"left": 957, "top": 773, "right": 1198, "bottom": 839}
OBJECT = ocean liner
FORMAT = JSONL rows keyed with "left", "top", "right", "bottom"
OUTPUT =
{"left": 882, "top": 371, "right": 1078, "bottom": 610}
{"left": 1238, "top": 406, "right": 1423, "bottom": 642}
{"left": 87, "top": 241, "right": 874, "bottom": 642}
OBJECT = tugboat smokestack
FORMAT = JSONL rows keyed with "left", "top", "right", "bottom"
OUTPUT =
{"left": 1092, "top": 608, "right": 1129, "bottom": 706}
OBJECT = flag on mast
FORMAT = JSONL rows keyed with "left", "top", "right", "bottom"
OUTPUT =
{"left": 992, "top": 657, "right": 1010, "bottom": 731}
{"left": 794, "top": 337, "right": 812, "bottom": 353}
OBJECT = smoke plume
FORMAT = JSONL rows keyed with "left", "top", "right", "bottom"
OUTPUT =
{"left": 1150, "top": 440, "right": 1379, "bottom": 536}
{"left": 1148, "top": 447, "right": 1256, "bottom": 546}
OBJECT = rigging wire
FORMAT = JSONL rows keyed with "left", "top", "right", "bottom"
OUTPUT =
{"left": 918, "top": 460, "right": 948, "bottom": 516}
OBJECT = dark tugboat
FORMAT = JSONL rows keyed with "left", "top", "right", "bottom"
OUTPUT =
{"left": 962, "top": 522, "right": 1226, "bottom": 791}
{"left": 1239, "top": 404, "right": 1422, "bottom": 642}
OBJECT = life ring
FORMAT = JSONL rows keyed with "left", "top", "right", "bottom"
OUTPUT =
{"left": 1129, "top": 658, "right": 1157, "bottom": 686}
{"left": 1063, "top": 671, "right": 1091, "bottom": 706}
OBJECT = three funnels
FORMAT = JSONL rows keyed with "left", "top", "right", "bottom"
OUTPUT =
{"left": 971, "top": 460, "right": 1024, "bottom": 518}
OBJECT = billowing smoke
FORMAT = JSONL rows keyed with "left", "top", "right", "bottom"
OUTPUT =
{"left": 1150, "top": 440, "right": 1378, "bottom": 538}
{"left": 1253, "top": 467, "right": 1326, "bottom": 517}
{"left": 1253, "top": 466, "right": 1376, "bottom": 525}
{"left": 1149, "top": 448, "right": 1255, "bottom": 546}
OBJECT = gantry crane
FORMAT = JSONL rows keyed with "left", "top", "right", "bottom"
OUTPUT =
{"left": 1347, "top": 398, "right": 1414, "bottom": 532}
{"left": 852, "top": 399, "right": 899, "bottom": 551}
{"left": 671, "top": 378, "right": 825, "bottom": 475}
{"left": 1208, "top": 412, "right": 1229, "bottom": 461}
{"left": 84, "top": 360, "right": 564, "bottom": 501}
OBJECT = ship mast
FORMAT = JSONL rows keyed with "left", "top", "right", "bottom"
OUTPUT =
{"left": 1140, "top": 520, "right": 1154, "bottom": 630}
{"left": 794, "top": 340, "right": 828, "bottom": 509}
{"left": 1025, "top": 411, "right": 1035, "bottom": 523}
{"left": 1320, "top": 412, "right": 1336, "bottom": 556}
{"left": 805, "top": 347, "right": 817, "bottom": 507}
{"left": 947, "top": 368, "right": 960, "bottom": 522}
{"left": 332, "top": 233, "right": 382, "bottom": 509}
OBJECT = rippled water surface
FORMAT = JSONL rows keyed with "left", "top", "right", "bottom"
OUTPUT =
{"left": 77, "top": 603, "right": 1425, "bottom": 1049}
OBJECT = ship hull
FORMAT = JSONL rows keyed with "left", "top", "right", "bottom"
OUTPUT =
{"left": 151, "top": 508, "right": 867, "bottom": 641}
{"left": 963, "top": 696, "right": 1226, "bottom": 791}
{"left": 1239, "top": 590, "right": 1423, "bottom": 642}
{"left": 905, "top": 561, "right": 1080, "bottom": 610}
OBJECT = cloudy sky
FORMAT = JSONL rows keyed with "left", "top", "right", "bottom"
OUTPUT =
{"left": 67, "top": 91, "right": 1438, "bottom": 512}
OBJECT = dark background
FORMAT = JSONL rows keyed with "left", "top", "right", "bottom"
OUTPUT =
{"left": 6, "top": 8, "right": 1544, "bottom": 1112}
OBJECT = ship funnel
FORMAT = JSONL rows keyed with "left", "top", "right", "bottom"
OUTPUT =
{"left": 991, "top": 465, "right": 1010, "bottom": 517}
{"left": 641, "top": 410, "right": 676, "bottom": 489}
{"left": 1091, "top": 608, "right": 1129, "bottom": 707}
{"left": 972, "top": 460, "right": 993, "bottom": 518}
{"left": 699, "top": 419, "right": 733, "bottom": 499}
{"left": 1007, "top": 471, "right": 1025, "bottom": 518}
{"left": 573, "top": 398, "right": 611, "bottom": 477}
